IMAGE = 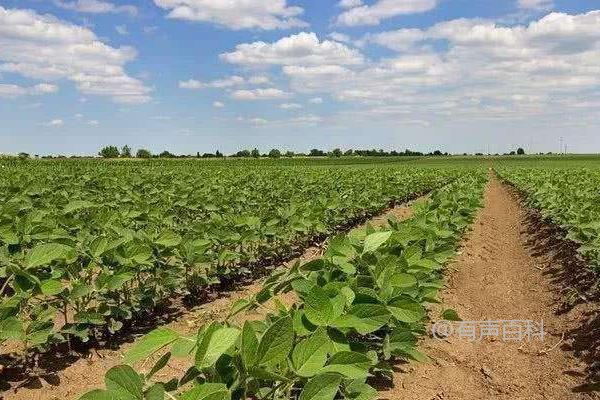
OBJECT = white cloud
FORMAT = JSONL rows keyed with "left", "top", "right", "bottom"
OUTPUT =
{"left": 75, "top": 113, "right": 84, "bottom": 118}
{"left": 518, "top": 0, "right": 553, "bottom": 11}
{"left": 282, "top": 11, "right": 600, "bottom": 124}
{"left": 0, "top": 6, "right": 151, "bottom": 104}
{"left": 279, "top": 102, "right": 303, "bottom": 109}
{"left": 221, "top": 32, "right": 364, "bottom": 66}
{"left": 115, "top": 25, "right": 129, "bottom": 35}
{"left": 53, "top": 0, "right": 137, "bottom": 16}
{"left": 213, "top": 101, "right": 225, "bottom": 108}
{"left": 308, "top": 97, "right": 324, "bottom": 104}
{"left": 153, "top": 0, "right": 308, "bottom": 30}
{"left": 88, "top": 119, "right": 99, "bottom": 126}
{"left": 336, "top": 0, "right": 438, "bottom": 27}
{"left": 231, "top": 88, "right": 292, "bottom": 100}
{"left": 179, "top": 75, "right": 271, "bottom": 90}
{"left": 0, "top": 82, "right": 58, "bottom": 98}
{"left": 46, "top": 119, "right": 64, "bottom": 127}
{"left": 338, "top": 0, "right": 363, "bottom": 9}
{"left": 328, "top": 32, "right": 352, "bottom": 44}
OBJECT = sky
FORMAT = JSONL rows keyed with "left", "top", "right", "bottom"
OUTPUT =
{"left": 0, "top": 0, "right": 599, "bottom": 156}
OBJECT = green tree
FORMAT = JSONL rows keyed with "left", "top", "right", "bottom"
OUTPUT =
{"left": 330, "top": 148, "right": 342, "bottom": 157}
{"left": 136, "top": 149, "right": 152, "bottom": 158}
{"left": 18, "top": 152, "right": 30, "bottom": 159}
{"left": 99, "top": 146, "right": 120, "bottom": 158}
{"left": 268, "top": 149, "right": 281, "bottom": 158}
{"left": 284, "top": 150, "right": 295, "bottom": 157}
{"left": 121, "top": 145, "right": 132, "bottom": 158}
{"left": 517, "top": 147, "right": 525, "bottom": 155}
{"left": 251, "top": 148, "right": 260, "bottom": 158}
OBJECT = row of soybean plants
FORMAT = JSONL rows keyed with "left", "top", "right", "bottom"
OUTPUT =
{"left": 0, "top": 159, "right": 464, "bottom": 360}
{"left": 496, "top": 165, "right": 600, "bottom": 271}
{"left": 80, "top": 171, "right": 487, "bottom": 400}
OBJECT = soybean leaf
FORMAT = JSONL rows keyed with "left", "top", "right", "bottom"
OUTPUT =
{"left": 292, "top": 327, "right": 330, "bottom": 377}
{"left": 26, "top": 243, "right": 73, "bottom": 268}
{"left": 256, "top": 316, "right": 293, "bottom": 365}
{"left": 195, "top": 327, "right": 239, "bottom": 369}
{"left": 180, "top": 383, "right": 230, "bottom": 400}
{"left": 362, "top": 231, "right": 392, "bottom": 254}
{"left": 387, "top": 299, "right": 426, "bottom": 323}
{"left": 105, "top": 365, "right": 144, "bottom": 400}
{"left": 298, "top": 373, "right": 342, "bottom": 400}
{"left": 124, "top": 328, "right": 179, "bottom": 365}
{"left": 319, "top": 351, "right": 372, "bottom": 379}
{"left": 304, "top": 286, "right": 334, "bottom": 326}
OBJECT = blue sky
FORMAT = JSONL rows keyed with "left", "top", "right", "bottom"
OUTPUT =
{"left": 0, "top": 0, "right": 599, "bottom": 156}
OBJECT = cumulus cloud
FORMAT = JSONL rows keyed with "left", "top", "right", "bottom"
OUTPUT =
{"left": 153, "top": 0, "right": 307, "bottom": 30}
{"left": 0, "top": 6, "right": 151, "bottom": 104}
{"left": 53, "top": 0, "right": 137, "bottom": 16}
{"left": 338, "top": 0, "right": 363, "bottom": 9}
{"left": 221, "top": 32, "right": 364, "bottom": 66}
{"left": 179, "top": 75, "right": 269, "bottom": 90}
{"left": 308, "top": 97, "right": 324, "bottom": 104}
{"left": 283, "top": 11, "right": 600, "bottom": 123}
{"left": 115, "top": 25, "right": 129, "bottom": 35}
{"left": 336, "top": 0, "right": 438, "bottom": 27}
{"left": 213, "top": 101, "right": 225, "bottom": 108}
{"left": 88, "top": 119, "right": 99, "bottom": 126}
{"left": 0, "top": 82, "right": 58, "bottom": 98}
{"left": 46, "top": 119, "right": 64, "bottom": 127}
{"left": 231, "top": 88, "right": 292, "bottom": 100}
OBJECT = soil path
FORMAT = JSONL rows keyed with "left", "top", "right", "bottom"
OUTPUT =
{"left": 2, "top": 197, "right": 423, "bottom": 400}
{"left": 381, "top": 174, "right": 600, "bottom": 400}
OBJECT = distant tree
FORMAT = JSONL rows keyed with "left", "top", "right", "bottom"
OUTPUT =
{"left": 215, "top": 150, "right": 224, "bottom": 158}
{"left": 284, "top": 151, "right": 295, "bottom": 157}
{"left": 344, "top": 149, "right": 354, "bottom": 156}
{"left": 99, "top": 145, "right": 120, "bottom": 158}
{"left": 121, "top": 145, "right": 132, "bottom": 158}
{"left": 433, "top": 150, "right": 443, "bottom": 156}
{"left": 268, "top": 149, "right": 282, "bottom": 158}
{"left": 251, "top": 148, "right": 260, "bottom": 158}
{"left": 309, "top": 149, "right": 325, "bottom": 157}
{"left": 18, "top": 152, "right": 30, "bottom": 159}
{"left": 509, "top": 151, "right": 516, "bottom": 155}
{"left": 330, "top": 148, "right": 342, "bottom": 157}
{"left": 234, "top": 149, "right": 251, "bottom": 157}
{"left": 136, "top": 149, "right": 152, "bottom": 158}
{"left": 159, "top": 150, "right": 175, "bottom": 158}
{"left": 517, "top": 147, "right": 525, "bottom": 155}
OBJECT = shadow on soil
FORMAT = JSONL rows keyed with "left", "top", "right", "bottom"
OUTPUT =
{"left": 508, "top": 186, "right": 600, "bottom": 393}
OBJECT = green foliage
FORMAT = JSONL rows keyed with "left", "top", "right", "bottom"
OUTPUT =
{"left": 136, "top": 149, "right": 152, "bottom": 158}
{"left": 99, "top": 146, "right": 120, "bottom": 158}
{"left": 497, "top": 166, "right": 600, "bottom": 270}
{"left": 0, "top": 160, "right": 465, "bottom": 355}
{"left": 79, "top": 172, "right": 486, "bottom": 400}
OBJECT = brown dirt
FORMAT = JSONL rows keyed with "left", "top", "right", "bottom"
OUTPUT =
{"left": 1, "top": 197, "right": 422, "bottom": 400}
{"left": 381, "top": 174, "right": 600, "bottom": 400}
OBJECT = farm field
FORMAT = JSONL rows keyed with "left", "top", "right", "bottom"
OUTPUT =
{"left": 1, "top": 156, "right": 600, "bottom": 400}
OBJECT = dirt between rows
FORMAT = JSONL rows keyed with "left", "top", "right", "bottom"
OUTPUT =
{"left": 1, "top": 197, "right": 422, "bottom": 400}
{"left": 380, "top": 173, "right": 600, "bottom": 400}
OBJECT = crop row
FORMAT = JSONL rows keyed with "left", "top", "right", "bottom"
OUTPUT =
{"left": 496, "top": 166, "right": 600, "bottom": 270}
{"left": 79, "top": 171, "right": 487, "bottom": 400}
{"left": 0, "top": 160, "right": 466, "bottom": 359}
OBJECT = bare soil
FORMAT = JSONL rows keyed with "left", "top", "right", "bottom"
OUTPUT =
{"left": 0, "top": 197, "right": 421, "bottom": 400}
{"left": 380, "top": 174, "right": 600, "bottom": 400}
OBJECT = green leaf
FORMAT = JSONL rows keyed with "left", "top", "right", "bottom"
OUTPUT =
{"left": 388, "top": 299, "right": 426, "bottom": 323}
{"left": 0, "top": 317, "right": 22, "bottom": 340}
{"left": 362, "top": 231, "right": 392, "bottom": 254}
{"left": 124, "top": 328, "right": 179, "bottom": 365}
{"left": 332, "top": 304, "right": 391, "bottom": 335}
{"left": 441, "top": 308, "right": 462, "bottom": 321}
{"left": 64, "top": 200, "right": 95, "bottom": 214}
{"left": 292, "top": 327, "right": 330, "bottom": 377}
{"left": 155, "top": 231, "right": 182, "bottom": 247}
{"left": 25, "top": 243, "right": 74, "bottom": 268}
{"left": 195, "top": 327, "right": 240, "bottom": 369}
{"left": 240, "top": 322, "right": 259, "bottom": 368}
{"left": 105, "top": 365, "right": 144, "bottom": 400}
{"left": 40, "top": 279, "right": 64, "bottom": 296}
{"left": 180, "top": 383, "right": 230, "bottom": 400}
{"left": 145, "top": 384, "right": 165, "bottom": 400}
{"left": 256, "top": 316, "right": 293, "bottom": 365}
{"left": 298, "top": 373, "right": 341, "bottom": 400}
{"left": 78, "top": 390, "right": 114, "bottom": 400}
{"left": 389, "top": 273, "right": 417, "bottom": 288}
{"left": 319, "top": 351, "right": 372, "bottom": 379}
{"left": 304, "top": 286, "right": 334, "bottom": 326}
